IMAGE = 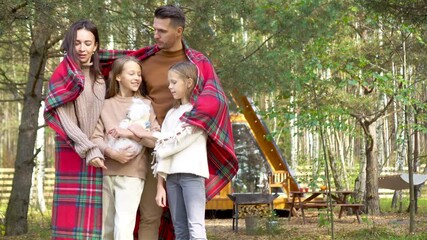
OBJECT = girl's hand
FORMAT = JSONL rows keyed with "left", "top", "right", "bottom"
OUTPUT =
{"left": 88, "top": 158, "right": 107, "bottom": 170}
{"left": 105, "top": 147, "right": 139, "bottom": 164}
{"left": 129, "top": 124, "right": 156, "bottom": 148}
{"left": 155, "top": 185, "right": 167, "bottom": 207}
{"left": 108, "top": 127, "right": 129, "bottom": 138}
{"left": 128, "top": 124, "right": 147, "bottom": 136}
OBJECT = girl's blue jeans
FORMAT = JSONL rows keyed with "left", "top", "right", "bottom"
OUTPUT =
{"left": 166, "top": 173, "right": 207, "bottom": 240}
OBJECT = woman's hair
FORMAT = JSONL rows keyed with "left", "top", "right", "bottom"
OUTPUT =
{"left": 169, "top": 61, "right": 197, "bottom": 107}
{"left": 61, "top": 19, "right": 101, "bottom": 78}
{"left": 154, "top": 5, "right": 185, "bottom": 30}
{"left": 106, "top": 56, "right": 147, "bottom": 99}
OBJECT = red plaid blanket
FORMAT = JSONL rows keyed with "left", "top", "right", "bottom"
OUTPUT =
{"left": 51, "top": 137, "right": 103, "bottom": 239}
{"left": 44, "top": 56, "right": 103, "bottom": 239}
{"left": 44, "top": 55, "right": 85, "bottom": 145}
{"left": 100, "top": 42, "right": 238, "bottom": 239}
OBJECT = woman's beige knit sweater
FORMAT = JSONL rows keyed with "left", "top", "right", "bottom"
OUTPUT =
{"left": 56, "top": 65, "right": 105, "bottom": 164}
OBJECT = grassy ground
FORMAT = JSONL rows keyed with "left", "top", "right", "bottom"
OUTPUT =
{"left": 1, "top": 198, "right": 427, "bottom": 239}
{"left": 205, "top": 211, "right": 427, "bottom": 240}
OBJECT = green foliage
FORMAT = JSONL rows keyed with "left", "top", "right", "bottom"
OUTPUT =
{"left": 338, "top": 226, "right": 399, "bottom": 239}
{"left": 361, "top": 0, "right": 427, "bottom": 25}
{"left": 0, "top": 209, "right": 4, "bottom": 236}
{"left": 265, "top": 220, "right": 281, "bottom": 235}
{"left": 317, "top": 210, "right": 331, "bottom": 228}
{"left": 361, "top": 214, "right": 370, "bottom": 224}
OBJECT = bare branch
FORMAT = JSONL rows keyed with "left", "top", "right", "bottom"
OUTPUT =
{"left": 240, "top": 34, "right": 275, "bottom": 63}
{"left": 0, "top": 67, "right": 24, "bottom": 97}
{"left": 0, "top": 98, "right": 24, "bottom": 102}
{"left": 10, "top": 2, "right": 28, "bottom": 13}
{"left": 31, "top": 147, "right": 42, "bottom": 163}
{"left": 366, "top": 95, "right": 394, "bottom": 125}
{"left": 46, "top": 34, "right": 63, "bottom": 49}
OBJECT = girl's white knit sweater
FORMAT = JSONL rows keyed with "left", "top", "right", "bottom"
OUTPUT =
{"left": 153, "top": 103, "right": 209, "bottom": 180}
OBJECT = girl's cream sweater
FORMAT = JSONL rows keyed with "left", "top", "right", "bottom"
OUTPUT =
{"left": 154, "top": 103, "right": 209, "bottom": 180}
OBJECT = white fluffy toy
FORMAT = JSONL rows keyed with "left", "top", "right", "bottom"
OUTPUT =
{"left": 108, "top": 98, "right": 151, "bottom": 154}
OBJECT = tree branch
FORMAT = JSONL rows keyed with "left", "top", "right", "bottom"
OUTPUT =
{"left": 10, "top": 2, "right": 28, "bottom": 14}
{"left": 0, "top": 67, "right": 24, "bottom": 97}
{"left": 46, "top": 34, "right": 63, "bottom": 49}
{"left": 0, "top": 99, "right": 24, "bottom": 102}
{"left": 366, "top": 95, "right": 394, "bottom": 125}
{"left": 240, "top": 34, "right": 276, "bottom": 63}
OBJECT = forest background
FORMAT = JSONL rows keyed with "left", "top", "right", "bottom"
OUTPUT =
{"left": 1, "top": 0, "right": 427, "bottom": 237}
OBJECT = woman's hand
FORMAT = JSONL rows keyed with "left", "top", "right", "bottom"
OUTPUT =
{"left": 88, "top": 157, "right": 107, "bottom": 169}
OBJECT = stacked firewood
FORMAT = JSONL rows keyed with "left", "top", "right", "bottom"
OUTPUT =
{"left": 238, "top": 204, "right": 271, "bottom": 218}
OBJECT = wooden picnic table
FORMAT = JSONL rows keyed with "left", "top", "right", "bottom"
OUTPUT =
{"left": 328, "top": 190, "right": 364, "bottom": 223}
{"left": 288, "top": 190, "right": 364, "bottom": 224}
{"left": 288, "top": 191, "right": 328, "bottom": 224}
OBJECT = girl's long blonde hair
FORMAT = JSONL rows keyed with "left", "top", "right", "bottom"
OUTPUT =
{"left": 106, "top": 56, "right": 148, "bottom": 99}
{"left": 169, "top": 61, "right": 197, "bottom": 108}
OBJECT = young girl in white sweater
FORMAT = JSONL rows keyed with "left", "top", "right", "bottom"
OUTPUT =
{"left": 154, "top": 61, "right": 209, "bottom": 240}
{"left": 91, "top": 56, "right": 160, "bottom": 240}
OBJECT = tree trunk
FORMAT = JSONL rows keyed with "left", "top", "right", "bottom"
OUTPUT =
{"left": 364, "top": 122, "right": 380, "bottom": 214}
{"left": 354, "top": 146, "right": 366, "bottom": 204}
{"left": 35, "top": 101, "right": 47, "bottom": 213}
{"left": 327, "top": 147, "right": 344, "bottom": 191}
{"left": 5, "top": 20, "right": 49, "bottom": 236}
{"left": 290, "top": 94, "right": 298, "bottom": 168}
{"left": 334, "top": 130, "right": 349, "bottom": 189}
{"left": 382, "top": 94, "right": 390, "bottom": 167}
{"left": 413, "top": 111, "right": 419, "bottom": 214}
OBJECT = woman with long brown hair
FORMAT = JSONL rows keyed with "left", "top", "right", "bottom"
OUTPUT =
{"left": 44, "top": 19, "right": 106, "bottom": 239}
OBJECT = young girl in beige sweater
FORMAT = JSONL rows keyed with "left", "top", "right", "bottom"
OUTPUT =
{"left": 91, "top": 56, "right": 160, "bottom": 240}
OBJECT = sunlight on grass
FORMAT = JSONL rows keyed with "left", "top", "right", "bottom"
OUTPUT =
{"left": 337, "top": 227, "right": 427, "bottom": 240}
{"left": 338, "top": 226, "right": 398, "bottom": 239}
{"left": 0, "top": 204, "right": 52, "bottom": 239}
{"left": 380, "top": 197, "right": 427, "bottom": 214}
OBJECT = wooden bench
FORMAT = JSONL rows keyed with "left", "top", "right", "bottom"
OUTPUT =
{"left": 288, "top": 191, "right": 334, "bottom": 224}
{"left": 290, "top": 199, "right": 331, "bottom": 208}
{"left": 300, "top": 203, "right": 330, "bottom": 209}
{"left": 292, "top": 202, "right": 363, "bottom": 223}
{"left": 269, "top": 171, "right": 291, "bottom": 197}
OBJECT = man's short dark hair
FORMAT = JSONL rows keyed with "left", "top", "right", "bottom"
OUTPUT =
{"left": 154, "top": 5, "right": 185, "bottom": 30}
